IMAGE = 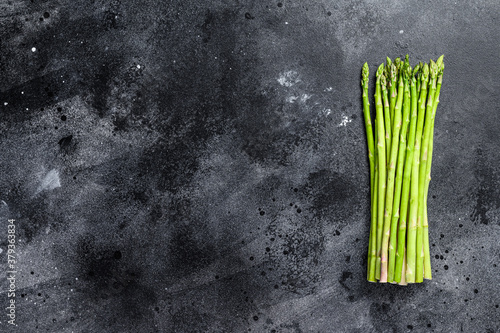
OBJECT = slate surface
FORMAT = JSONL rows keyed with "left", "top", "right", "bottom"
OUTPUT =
{"left": 0, "top": 1, "right": 499, "bottom": 332}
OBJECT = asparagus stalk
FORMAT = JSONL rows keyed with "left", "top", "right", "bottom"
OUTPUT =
{"left": 388, "top": 57, "right": 411, "bottom": 282}
{"left": 422, "top": 56, "right": 444, "bottom": 279}
{"left": 416, "top": 62, "right": 423, "bottom": 95}
{"left": 389, "top": 60, "right": 399, "bottom": 131}
{"left": 374, "top": 64, "right": 387, "bottom": 280}
{"left": 406, "top": 63, "right": 429, "bottom": 283}
{"left": 416, "top": 60, "right": 438, "bottom": 282}
{"left": 379, "top": 64, "right": 404, "bottom": 282}
{"left": 361, "top": 63, "right": 375, "bottom": 200}
{"left": 381, "top": 75, "right": 392, "bottom": 159}
{"left": 363, "top": 64, "right": 375, "bottom": 281}
{"left": 369, "top": 126, "right": 379, "bottom": 281}
{"left": 394, "top": 64, "right": 420, "bottom": 282}
{"left": 399, "top": 246, "right": 407, "bottom": 285}
{"left": 422, "top": 130, "right": 433, "bottom": 280}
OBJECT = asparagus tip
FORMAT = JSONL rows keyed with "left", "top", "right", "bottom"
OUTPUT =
{"left": 380, "top": 73, "right": 387, "bottom": 88}
{"left": 404, "top": 63, "right": 411, "bottom": 82}
{"left": 386, "top": 57, "right": 392, "bottom": 67}
{"left": 422, "top": 63, "right": 429, "bottom": 81}
{"left": 429, "top": 59, "right": 438, "bottom": 79}
{"left": 376, "top": 63, "right": 384, "bottom": 77}
{"left": 412, "top": 63, "right": 420, "bottom": 76}
{"left": 436, "top": 55, "right": 444, "bottom": 67}
{"left": 390, "top": 63, "right": 397, "bottom": 82}
{"left": 362, "top": 62, "right": 370, "bottom": 84}
{"left": 394, "top": 57, "right": 401, "bottom": 71}
{"left": 403, "top": 55, "right": 411, "bottom": 78}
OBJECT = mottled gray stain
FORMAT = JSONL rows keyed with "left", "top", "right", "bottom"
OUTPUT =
{"left": 0, "top": 1, "right": 499, "bottom": 332}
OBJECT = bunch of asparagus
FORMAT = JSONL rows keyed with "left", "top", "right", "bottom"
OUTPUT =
{"left": 362, "top": 55, "right": 444, "bottom": 284}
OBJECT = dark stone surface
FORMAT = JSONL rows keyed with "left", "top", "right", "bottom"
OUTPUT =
{"left": 0, "top": 1, "right": 499, "bottom": 332}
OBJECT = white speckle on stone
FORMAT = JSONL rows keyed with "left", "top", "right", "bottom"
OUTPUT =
{"left": 277, "top": 70, "right": 300, "bottom": 87}
{"left": 21, "top": 91, "right": 24, "bottom": 94}
{"left": 31, "top": 47, "right": 37, "bottom": 52}
{"left": 323, "top": 108, "right": 332, "bottom": 116}
{"left": 338, "top": 114, "right": 352, "bottom": 126}
{"left": 35, "top": 169, "right": 61, "bottom": 194}
{"left": 0, "top": 248, "right": 3, "bottom": 254}
{"left": 285, "top": 21, "right": 288, "bottom": 25}
{"left": 399, "top": 30, "right": 404, "bottom": 34}
{"left": 137, "top": 64, "right": 141, "bottom": 69}
{"left": 4, "top": 102, "right": 8, "bottom": 105}
{"left": 326, "top": 87, "right": 333, "bottom": 92}
{"left": 300, "top": 94, "right": 311, "bottom": 102}
{"left": 286, "top": 96, "right": 298, "bottom": 103}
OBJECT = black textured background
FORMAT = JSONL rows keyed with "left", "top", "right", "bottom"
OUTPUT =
{"left": 1, "top": 1, "right": 499, "bottom": 332}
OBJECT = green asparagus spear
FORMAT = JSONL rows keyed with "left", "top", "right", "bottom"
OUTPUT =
{"left": 394, "top": 64, "right": 420, "bottom": 282}
{"left": 394, "top": 57, "right": 401, "bottom": 77}
{"left": 416, "top": 61, "right": 423, "bottom": 95}
{"left": 380, "top": 64, "right": 404, "bottom": 282}
{"left": 388, "top": 57, "right": 412, "bottom": 282}
{"left": 381, "top": 75, "right": 392, "bottom": 159}
{"left": 361, "top": 63, "right": 375, "bottom": 199}
{"left": 422, "top": 56, "right": 444, "bottom": 279}
{"left": 369, "top": 126, "right": 379, "bottom": 281}
{"left": 416, "top": 60, "right": 438, "bottom": 282}
{"left": 363, "top": 64, "right": 375, "bottom": 281}
{"left": 406, "top": 63, "right": 429, "bottom": 283}
{"left": 374, "top": 64, "right": 387, "bottom": 281}
{"left": 389, "top": 59, "right": 399, "bottom": 131}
